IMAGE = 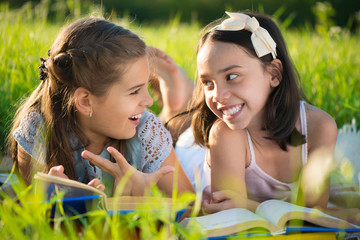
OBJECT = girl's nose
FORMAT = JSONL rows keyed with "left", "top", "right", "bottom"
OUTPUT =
{"left": 213, "top": 84, "right": 230, "bottom": 104}
{"left": 143, "top": 89, "right": 154, "bottom": 108}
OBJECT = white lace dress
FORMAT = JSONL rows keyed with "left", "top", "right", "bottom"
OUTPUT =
{"left": 13, "top": 110, "right": 173, "bottom": 196}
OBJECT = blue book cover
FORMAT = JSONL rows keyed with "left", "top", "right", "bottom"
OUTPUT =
{"left": 34, "top": 172, "right": 185, "bottom": 221}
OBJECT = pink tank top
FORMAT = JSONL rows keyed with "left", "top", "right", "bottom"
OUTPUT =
{"left": 245, "top": 101, "right": 308, "bottom": 202}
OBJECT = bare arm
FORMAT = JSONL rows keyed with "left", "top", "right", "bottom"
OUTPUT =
{"left": 299, "top": 104, "right": 338, "bottom": 209}
{"left": 203, "top": 121, "right": 260, "bottom": 213}
{"left": 156, "top": 148, "right": 195, "bottom": 195}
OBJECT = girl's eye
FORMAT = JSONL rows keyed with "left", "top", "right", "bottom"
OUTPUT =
{"left": 226, "top": 74, "right": 238, "bottom": 81}
{"left": 130, "top": 89, "right": 140, "bottom": 95}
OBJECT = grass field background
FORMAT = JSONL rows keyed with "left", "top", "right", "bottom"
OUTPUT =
{"left": 0, "top": 2, "right": 359, "bottom": 239}
{"left": 1, "top": 3, "right": 360, "bottom": 155}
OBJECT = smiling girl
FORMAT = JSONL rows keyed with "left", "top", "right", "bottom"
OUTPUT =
{"left": 8, "top": 17, "right": 193, "bottom": 196}
{"left": 189, "top": 11, "right": 338, "bottom": 212}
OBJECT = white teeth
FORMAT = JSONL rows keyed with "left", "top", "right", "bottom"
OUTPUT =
{"left": 222, "top": 105, "right": 242, "bottom": 116}
{"left": 129, "top": 114, "right": 142, "bottom": 120}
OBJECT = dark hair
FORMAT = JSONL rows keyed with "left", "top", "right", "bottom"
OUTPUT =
{"left": 8, "top": 17, "right": 146, "bottom": 181}
{"left": 190, "top": 12, "right": 306, "bottom": 151}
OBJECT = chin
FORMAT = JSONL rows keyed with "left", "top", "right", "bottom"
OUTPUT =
{"left": 225, "top": 121, "right": 245, "bottom": 131}
{"left": 114, "top": 129, "right": 137, "bottom": 140}
{"left": 125, "top": 131, "right": 137, "bottom": 139}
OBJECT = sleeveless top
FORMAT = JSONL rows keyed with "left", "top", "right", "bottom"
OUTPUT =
{"left": 245, "top": 101, "right": 307, "bottom": 202}
{"left": 13, "top": 110, "right": 172, "bottom": 196}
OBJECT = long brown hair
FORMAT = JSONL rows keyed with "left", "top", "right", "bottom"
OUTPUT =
{"left": 8, "top": 17, "right": 146, "bottom": 180}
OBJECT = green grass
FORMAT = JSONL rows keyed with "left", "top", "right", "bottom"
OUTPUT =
{"left": 0, "top": 2, "right": 359, "bottom": 239}
{"left": 1, "top": 4, "right": 359, "bottom": 155}
{"left": 0, "top": 175, "right": 201, "bottom": 239}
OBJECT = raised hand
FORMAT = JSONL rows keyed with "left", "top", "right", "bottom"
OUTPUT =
{"left": 81, "top": 146, "right": 174, "bottom": 196}
{"left": 147, "top": 46, "right": 194, "bottom": 123}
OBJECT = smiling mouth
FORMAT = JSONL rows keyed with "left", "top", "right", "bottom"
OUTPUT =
{"left": 221, "top": 104, "right": 244, "bottom": 117}
{"left": 129, "top": 113, "right": 142, "bottom": 120}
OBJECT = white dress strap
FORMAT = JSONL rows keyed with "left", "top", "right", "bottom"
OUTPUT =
{"left": 299, "top": 100, "right": 308, "bottom": 165}
{"left": 245, "top": 129, "right": 256, "bottom": 167}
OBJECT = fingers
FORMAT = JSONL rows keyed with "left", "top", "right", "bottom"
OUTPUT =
{"left": 202, "top": 190, "right": 238, "bottom": 214}
{"left": 202, "top": 200, "right": 226, "bottom": 214}
{"left": 148, "top": 46, "right": 171, "bottom": 61}
{"left": 107, "top": 146, "right": 133, "bottom": 173}
{"left": 81, "top": 149, "right": 118, "bottom": 175}
{"left": 88, "top": 178, "right": 106, "bottom": 192}
{"left": 211, "top": 190, "right": 230, "bottom": 203}
{"left": 48, "top": 165, "right": 69, "bottom": 179}
{"left": 82, "top": 147, "right": 137, "bottom": 179}
{"left": 147, "top": 46, "right": 175, "bottom": 68}
{"left": 202, "top": 198, "right": 237, "bottom": 214}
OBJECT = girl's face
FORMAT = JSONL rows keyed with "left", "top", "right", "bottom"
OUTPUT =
{"left": 197, "top": 40, "right": 274, "bottom": 130}
{"left": 89, "top": 56, "right": 153, "bottom": 141}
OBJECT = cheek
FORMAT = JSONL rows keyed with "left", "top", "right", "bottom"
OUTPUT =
{"left": 204, "top": 91, "right": 213, "bottom": 107}
{"left": 204, "top": 92, "right": 219, "bottom": 115}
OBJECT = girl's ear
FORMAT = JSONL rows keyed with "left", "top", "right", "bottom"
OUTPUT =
{"left": 74, "top": 87, "right": 93, "bottom": 117}
{"left": 269, "top": 59, "right": 283, "bottom": 87}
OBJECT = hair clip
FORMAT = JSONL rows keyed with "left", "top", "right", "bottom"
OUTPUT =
{"left": 211, "top": 11, "right": 277, "bottom": 59}
{"left": 38, "top": 57, "right": 48, "bottom": 81}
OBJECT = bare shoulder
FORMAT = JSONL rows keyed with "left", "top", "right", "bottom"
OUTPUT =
{"left": 209, "top": 120, "right": 247, "bottom": 147}
{"left": 208, "top": 120, "right": 249, "bottom": 165}
{"left": 305, "top": 103, "right": 338, "bottom": 150}
{"left": 207, "top": 121, "right": 249, "bottom": 193}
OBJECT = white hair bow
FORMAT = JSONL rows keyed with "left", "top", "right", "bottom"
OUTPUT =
{"left": 212, "top": 11, "right": 277, "bottom": 59}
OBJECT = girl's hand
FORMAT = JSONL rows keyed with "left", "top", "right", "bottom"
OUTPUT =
{"left": 87, "top": 178, "right": 106, "bottom": 192}
{"left": 202, "top": 190, "right": 238, "bottom": 214}
{"left": 81, "top": 146, "right": 174, "bottom": 196}
{"left": 203, "top": 190, "right": 260, "bottom": 214}
{"left": 48, "top": 165, "right": 69, "bottom": 179}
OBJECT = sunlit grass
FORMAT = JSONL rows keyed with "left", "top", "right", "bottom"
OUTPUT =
{"left": 1, "top": 2, "right": 360, "bottom": 238}
{"left": 1, "top": 3, "right": 359, "bottom": 153}
{"left": 0, "top": 165, "right": 199, "bottom": 239}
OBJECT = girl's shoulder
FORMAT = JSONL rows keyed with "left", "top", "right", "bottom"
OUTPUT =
{"left": 136, "top": 109, "right": 172, "bottom": 150}
{"left": 304, "top": 103, "right": 337, "bottom": 149}
{"left": 13, "top": 110, "right": 46, "bottom": 157}
{"left": 208, "top": 119, "right": 248, "bottom": 147}
{"left": 137, "top": 110, "right": 170, "bottom": 139}
{"left": 13, "top": 110, "right": 44, "bottom": 139}
{"left": 131, "top": 110, "right": 173, "bottom": 172}
{"left": 305, "top": 103, "right": 337, "bottom": 132}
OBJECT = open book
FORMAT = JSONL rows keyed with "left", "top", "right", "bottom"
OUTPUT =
{"left": 34, "top": 172, "right": 185, "bottom": 220}
{"left": 180, "top": 199, "right": 360, "bottom": 238}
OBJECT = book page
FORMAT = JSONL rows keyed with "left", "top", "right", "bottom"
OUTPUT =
{"left": 256, "top": 199, "right": 360, "bottom": 230}
{"left": 180, "top": 208, "right": 276, "bottom": 237}
{"left": 34, "top": 172, "right": 106, "bottom": 199}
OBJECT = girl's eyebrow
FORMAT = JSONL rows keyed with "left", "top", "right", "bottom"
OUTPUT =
{"left": 199, "top": 65, "right": 242, "bottom": 79}
{"left": 127, "top": 83, "right": 145, "bottom": 91}
{"left": 218, "top": 65, "right": 242, "bottom": 73}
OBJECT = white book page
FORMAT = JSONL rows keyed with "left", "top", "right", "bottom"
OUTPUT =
{"left": 255, "top": 199, "right": 360, "bottom": 229}
{"left": 34, "top": 172, "right": 106, "bottom": 197}
{"left": 255, "top": 200, "right": 310, "bottom": 227}
{"left": 186, "top": 208, "right": 267, "bottom": 231}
